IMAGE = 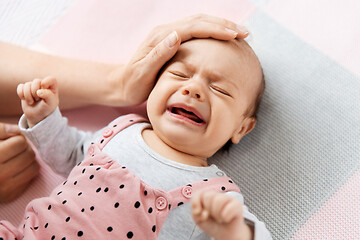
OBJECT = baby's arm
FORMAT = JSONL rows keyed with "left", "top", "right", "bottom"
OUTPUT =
{"left": 17, "top": 76, "right": 93, "bottom": 176}
{"left": 17, "top": 76, "right": 59, "bottom": 128}
{"left": 192, "top": 191, "right": 253, "bottom": 240}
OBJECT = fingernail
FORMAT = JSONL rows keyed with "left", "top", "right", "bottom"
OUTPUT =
{"left": 5, "top": 124, "right": 20, "bottom": 135}
{"left": 37, "top": 89, "right": 43, "bottom": 96}
{"left": 236, "top": 24, "right": 249, "bottom": 36}
{"left": 225, "top": 28, "right": 238, "bottom": 38}
{"left": 165, "top": 31, "right": 178, "bottom": 48}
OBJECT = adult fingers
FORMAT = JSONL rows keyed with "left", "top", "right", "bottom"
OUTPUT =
{"left": 0, "top": 135, "right": 28, "bottom": 163}
{"left": 186, "top": 14, "right": 249, "bottom": 38}
{"left": 0, "top": 181, "right": 30, "bottom": 203}
{"left": 176, "top": 18, "right": 247, "bottom": 42}
{"left": 132, "top": 30, "right": 180, "bottom": 61}
{"left": 0, "top": 123, "right": 20, "bottom": 140}
{"left": 186, "top": 21, "right": 247, "bottom": 40}
{"left": 0, "top": 145, "right": 36, "bottom": 181}
{"left": 9, "top": 157, "right": 39, "bottom": 187}
{"left": 177, "top": 22, "right": 237, "bottom": 41}
{"left": 0, "top": 160, "right": 39, "bottom": 203}
{"left": 131, "top": 31, "right": 181, "bottom": 85}
{"left": 157, "top": 14, "right": 249, "bottom": 45}
{"left": 136, "top": 14, "right": 247, "bottom": 57}
{"left": 146, "top": 31, "right": 180, "bottom": 66}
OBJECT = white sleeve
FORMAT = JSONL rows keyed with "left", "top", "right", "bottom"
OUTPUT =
{"left": 18, "top": 107, "right": 99, "bottom": 177}
{"left": 226, "top": 191, "right": 273, "bottom": 240}
{"left": 190, "top": 192, "right": 272, "bottom": 240}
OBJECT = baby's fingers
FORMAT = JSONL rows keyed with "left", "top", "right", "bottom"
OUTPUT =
{"left": 23, "top": 82, "right": 36, "bottom": 105}
{"left": 17, "top": 79, "right": 42, "bottom": 103}
{"left": 192, "top": 191, "right": 203, "bottom": 215}
{"left": 17, "top": 84, "right": 25, "bottom": 100}
{"left": 202, "top": 191, "right": 233, "bottom": 223}
{"left": 36, "top": 89, "right": 56, "bottom": 106}
{"left": 192, "top": 191, "right": 209, "bottom": 222}
{"left": 40, "top": 76, "right": 58, "bottom": 95}
{"left": 31, "top": 78, "right": 42, "bottom": 102}
{"left": 221, "top": 198, "right": 243, "bottom": 223}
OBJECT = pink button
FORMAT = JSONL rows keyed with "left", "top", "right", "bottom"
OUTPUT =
{"left": 155, "top": 197, "right": 167, "bottom": 210}
{"left": 102, "top": 128, "right": 113, "bottom": 138}
{"left": 182, "top": 186, "right": 192, "bottom": 199}
{"left": 88, "top": 145, "right": 95, "bottom": 155}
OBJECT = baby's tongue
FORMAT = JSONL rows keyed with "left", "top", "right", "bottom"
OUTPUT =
{"left": 174, "top": 108, "right": 202, "bottom": 123}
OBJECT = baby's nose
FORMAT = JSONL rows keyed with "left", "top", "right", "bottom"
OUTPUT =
{"left": 181, "top": 84, "right": 205, "bottom": 101}
{"left": 182, "top": 89, "right": 201, "bottom": 99}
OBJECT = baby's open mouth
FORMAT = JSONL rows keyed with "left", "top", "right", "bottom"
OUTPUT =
{"left": 169, "top": 106, "right": 205, "bottom": 125}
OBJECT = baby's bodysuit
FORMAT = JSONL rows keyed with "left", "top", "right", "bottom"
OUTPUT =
{"left": 1, "top": 108, "right": 271, "bottom": 239}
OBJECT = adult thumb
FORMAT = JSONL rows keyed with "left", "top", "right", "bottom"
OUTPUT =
{"left": 145, "top": 31, "right": 180, "bottom": 71}
{"left": 0, "top": 123, "right": 20, "bottom": 140}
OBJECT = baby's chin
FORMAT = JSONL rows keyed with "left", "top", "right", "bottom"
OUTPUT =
{"left": 165, "top": 136, "right": 216, "bottom": 158}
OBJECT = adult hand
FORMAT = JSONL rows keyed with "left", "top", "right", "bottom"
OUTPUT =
{"left": 0, "top": 123, "right": 39, "bottom": 202}
{"left": 107, "top": 14, "right": 249, "bottom": 106}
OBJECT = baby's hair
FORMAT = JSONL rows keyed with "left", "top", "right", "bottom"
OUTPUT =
{"left": 244, "top": 68, "right": 265, "bottom": 119}
{"left": 220, "top": 39, "right": 265, "bottom": 152}
{"left": 221, "top": 71, "right": 265, "bottom": 153}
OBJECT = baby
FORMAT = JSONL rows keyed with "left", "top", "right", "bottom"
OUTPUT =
{"left": 0, "top": 38, "right": 271, "bottom": 240}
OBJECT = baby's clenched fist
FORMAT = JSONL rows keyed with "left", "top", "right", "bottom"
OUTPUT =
{"left": 17, "top": 76, "right": 59, "bottom": 128}
{"left": 192, "top": 190, "right": 253, "bottom": 240}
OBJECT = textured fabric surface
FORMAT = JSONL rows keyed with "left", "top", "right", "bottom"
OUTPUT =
{"left": 291, "top": 169, "right": 360, "bottom": 239}
{"left": 210, "top": 10, "right": 360, "bottom": 239}
{"left": 0, "top": 0, "right": 74, "bottom": 47}
{"left": 0, "top": 0, "right": 359, "bottom": 239}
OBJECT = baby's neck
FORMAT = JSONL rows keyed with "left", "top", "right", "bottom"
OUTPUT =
{"left": 142, "top": 128, "right": 208, "bottom": 167}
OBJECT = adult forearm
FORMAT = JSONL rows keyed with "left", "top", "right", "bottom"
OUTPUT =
{"left": 0, "top": 15, "right": 250, "bottom": 117}
{"left": 0, "top": 42, "right": 122, "bottom": 116}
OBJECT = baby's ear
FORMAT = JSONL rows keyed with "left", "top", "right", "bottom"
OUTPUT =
{"left": 231, "top": 117, "right": 256, "bottom": 144}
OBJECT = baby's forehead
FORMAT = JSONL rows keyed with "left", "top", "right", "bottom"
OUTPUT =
{"left": 168, "top": 38, "right": 263, "bottom": 103}
{"left": 173, "top": 38, "right": 258, "bottom": 67}
{"left": 171, "top": 38, "right": 261, "bottom": 79}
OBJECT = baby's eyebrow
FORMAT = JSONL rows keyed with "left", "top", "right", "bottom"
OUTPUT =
{"left": 174, "top": 59, "right": 239, "bottom": 89}
{"left": 174, "top": 59, "right": 221, "bottom": 78}
{"left": 173, "top": 59, "right": 193, "bottom": 70}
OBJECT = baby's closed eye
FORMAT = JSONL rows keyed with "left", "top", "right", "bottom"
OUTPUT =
{"left": 210, "top": 84, "right": 231, "bottom": 97}
{"left": 169, "top": 70, "right": 189, "bottom": 79}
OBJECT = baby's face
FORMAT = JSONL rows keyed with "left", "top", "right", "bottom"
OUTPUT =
{"left": 147, "top": 38, "right": 262, "bottom": 158}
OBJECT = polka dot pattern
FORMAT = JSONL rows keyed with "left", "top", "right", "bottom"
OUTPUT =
{"left": 0, "top": 114, "right": 240, "bottom": 239}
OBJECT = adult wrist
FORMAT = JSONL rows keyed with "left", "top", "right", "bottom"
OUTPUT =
{"left": 104, "top": 64, "right": 128, "bottom": 106}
